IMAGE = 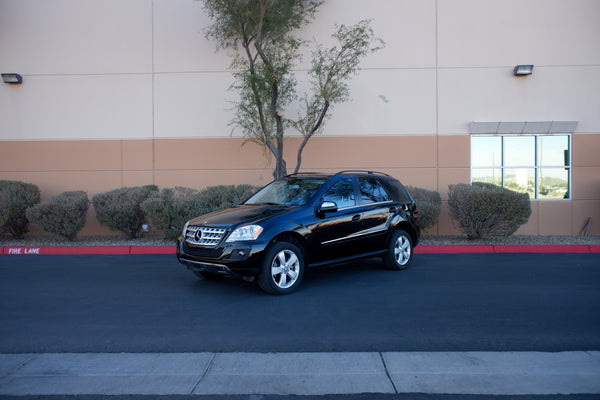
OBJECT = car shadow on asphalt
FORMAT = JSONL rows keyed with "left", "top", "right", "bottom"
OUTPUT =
{"left": 186, "top": 257, "right": 389, "bottom": 296}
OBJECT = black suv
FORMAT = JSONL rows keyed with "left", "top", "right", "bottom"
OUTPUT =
{"left": 176, "top": 171, "right": 420, "bottom": 294}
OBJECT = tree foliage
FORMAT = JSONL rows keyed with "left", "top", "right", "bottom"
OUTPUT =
{"left": 202, "top": 0, "right": 383, "bottom": 178}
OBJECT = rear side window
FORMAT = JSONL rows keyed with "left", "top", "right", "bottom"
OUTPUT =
{"left": 358, "top": 177, "right": 391, "bottom": 204}
{"left": 379, "top": 177, "right": 413, "bottom": 203}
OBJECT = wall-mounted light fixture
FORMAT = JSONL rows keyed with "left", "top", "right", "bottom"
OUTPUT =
{"left": 1, "top": 73, "right": 23, "bottom": 84}
{"left": 513, "top": 65, "right": 534, "bottom": 76}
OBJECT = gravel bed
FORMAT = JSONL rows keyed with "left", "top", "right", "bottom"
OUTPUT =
{"left": 2, "top": 234, "right": 599, "bottom": 247}
{"left": 419, "top": 235, "right": 600, "bottom": 246}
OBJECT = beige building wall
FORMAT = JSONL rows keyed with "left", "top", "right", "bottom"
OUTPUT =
{"left": 1, "top": 0, "right": 599, "bottom": 236}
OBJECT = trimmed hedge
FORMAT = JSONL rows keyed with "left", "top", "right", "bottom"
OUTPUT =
{"left": 142, "top": 184, "right": 257, "bottom": 240}
{"left": 26, "top": 191, "right": 89, "bottom": 241}
{"left": 92, "top": 185, "right": 158, "bottom": 239}
{"left": 141, "top": 187, "right": 202, "bottom": 241}
{"left": 0, "top": 180, "right": 41, "bottom": 239}
{"left": 196, "top": 184, "right": 257, "bottom": 213}
{"left": 406, "top": 186, "right": 441, "bottom": 231}
{"left": 448, "top": 182, "right": 531, "bottom": 239}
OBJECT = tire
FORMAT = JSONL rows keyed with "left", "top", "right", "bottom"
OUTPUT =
{"left": 383, "top": 229, "right": 413, "bottom": 270}
{"left": 193, "top": 270, "right": 222, "bottom": 280}
{"left": 257, "top": 241, "right": 305, "bottom": 295}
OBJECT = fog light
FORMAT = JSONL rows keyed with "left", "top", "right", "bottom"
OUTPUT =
{"left": 230, "top": 248, "right": 250, "bottom": 260}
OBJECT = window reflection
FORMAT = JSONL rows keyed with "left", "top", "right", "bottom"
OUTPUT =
{"left": 504, "top": 136, "right": 535, "bottom": 166}
{"left": 504, "top": 168, "right": 535, "bottom": 198}
{"left": 246, "top": 178, "right": 326, "bottom": 206}
{"left": 471, "top": 136, "right": 501, "bottom": 167}
{"left": 471, "top": 169, "right": 502, "bottom": 186}
{"left": 359, "top": 177, "right": 391, "bottom": 204}
{"left": 322, "top": 178, "right": 356, "bottom": 209}
{"left": 539, "top": 168, "right": 569, "bottom": 199}
{"left": 470, "top": 135, "right": 570, "bottom": 200}
{"left": 539, "top": 135, "right": 569, "bottom": 166}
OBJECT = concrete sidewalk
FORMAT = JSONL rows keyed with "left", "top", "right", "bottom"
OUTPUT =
{"left": 1, "top": 351, "right": 599, "bottom": 396}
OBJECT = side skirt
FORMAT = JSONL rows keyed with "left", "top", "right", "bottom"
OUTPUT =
{"left": 307, "top": 250, "right": 386, "bottom": 269}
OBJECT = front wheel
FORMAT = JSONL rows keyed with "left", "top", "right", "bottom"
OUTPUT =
{"left": 258, "top": 241, "right": 305, "bottom": 295}
{"left": 383, "top": 230, "right": 414, "bottom": 270}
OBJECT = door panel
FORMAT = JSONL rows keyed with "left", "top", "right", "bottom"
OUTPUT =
{"left": 310, "top": 177, "right": 364, "bottom": 263}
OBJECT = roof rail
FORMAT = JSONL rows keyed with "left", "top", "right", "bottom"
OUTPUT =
{"left": 334, "top": 170, "right": 391, "bottom": 177}
{"left": 283, "top": 172, "right": 324, "bottom": 178}
{"left": 283, "top": 170, "right": 391, "bottom": 179}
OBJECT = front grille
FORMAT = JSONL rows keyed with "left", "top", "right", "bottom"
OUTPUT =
{"left": 184, "top": 225, "right": 227, "bottom": 247}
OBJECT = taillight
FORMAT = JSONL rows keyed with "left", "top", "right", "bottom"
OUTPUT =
{"left": 412, "top": 209, "right": 419, "bottom": 221}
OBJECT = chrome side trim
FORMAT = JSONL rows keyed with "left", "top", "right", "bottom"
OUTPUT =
{"left": 321, "top": 226, "right": 388, "bottom": 245}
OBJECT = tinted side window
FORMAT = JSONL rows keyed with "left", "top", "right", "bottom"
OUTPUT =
{"left": 379, "top": 177, "right": 412, "bottom": 203}
{"left": 322, "top": 178, "right": 356, "bottom": 209}
{"left": 359, "top": 177, "right": 391, "bottom": 204}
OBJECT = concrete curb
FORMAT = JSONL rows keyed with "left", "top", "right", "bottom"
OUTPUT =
{"left": 1, "top": 245, "right": 175, "bottom": 255}
{"left": 1, "top": 244, "right": 599, "bottom": 255}
{"left": 1, "top": 351, "right": 599, "bottom": 396}
{"left": 416, "top": 244, "right": 600, "bottom": 254}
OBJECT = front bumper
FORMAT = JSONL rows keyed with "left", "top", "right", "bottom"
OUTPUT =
{"left": 176, "top": 238, "right": 266, "bottom": 277}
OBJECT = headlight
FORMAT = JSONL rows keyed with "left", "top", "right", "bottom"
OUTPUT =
{"left": 182, "top": 221, "right": 189, "bottom": 237}
{"left": 226, "top": 225, "right": 263, "bottom": 242}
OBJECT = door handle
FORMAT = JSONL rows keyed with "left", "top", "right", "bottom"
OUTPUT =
{"left": 352, "top": 214, "right": 361, "bottom": 222}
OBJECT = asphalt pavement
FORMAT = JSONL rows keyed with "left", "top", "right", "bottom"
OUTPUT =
{"left": 1, "top": 252, "right": 599, "bottom": 397}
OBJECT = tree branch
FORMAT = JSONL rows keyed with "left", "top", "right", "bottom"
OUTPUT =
{"left": 241, "top": 27, "right": 277, "bottom": 158}
{"left": 294, "top": 97, "right": 329, "bottom": 174}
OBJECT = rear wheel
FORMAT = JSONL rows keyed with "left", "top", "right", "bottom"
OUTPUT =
{"left": 383, "top": 229, "right": 413, "bottom": 270}
{"left": 258, "top": 241, "right": 305, "bottom": 295}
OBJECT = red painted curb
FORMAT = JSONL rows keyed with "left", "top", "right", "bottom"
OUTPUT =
{"left": 2, "top": 246, "right": 132, "bottom": 255}
{"left": 589, "top": 245, "right": 600, "bottom": 253}
{"left": 493, "top": 245, "right": 590, "bottom": 253}
{"left": 416, "top": 245, "right": 495, "bottom": 254}
{"left": 1, "top": 246, "right": 173, "bottom": 255}
{"left": 1, "top": 245, "right": 599, "bottom": 255}
{"left": 130, "top": 246, "right": 176, "bottom": 255}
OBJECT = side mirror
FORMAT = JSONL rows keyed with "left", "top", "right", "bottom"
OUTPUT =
{"left": 318, "top": 201, "right": 338, "bottom": 214}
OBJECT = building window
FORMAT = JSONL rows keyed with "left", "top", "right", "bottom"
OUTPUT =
{"left": 471, "top": 135, "right": 570, "bottom": 199}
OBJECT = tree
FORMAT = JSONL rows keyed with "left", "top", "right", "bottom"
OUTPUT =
{"left": 202, "top": 0, "right": 383, "bottom": 178}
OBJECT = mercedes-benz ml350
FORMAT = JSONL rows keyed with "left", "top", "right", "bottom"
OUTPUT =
{"left": 176, "top": 171, "right": 420, "bottom": 294}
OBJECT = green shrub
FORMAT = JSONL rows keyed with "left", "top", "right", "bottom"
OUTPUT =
{"left": 196, "top": 184, "right": 257, "bottom": 212}
{"left": 407, "top": 186, "right": 441, "bottom": 231}
{"left": 92, "top": 185, "right": 158, "bottom": 239}
{"left": 142, "top": 184, "right": 257, "bottom": 240}
{"left": 448, "top": 182, "right": 531, "bottom": 239}
{"left": 26, "top": 191, "right": 89, "bottom": 241}
{"left": 0, "top": 180, "right": 41, "bottom": 239}
{"left": 142, "top": 187, "right": 203, "bottom": 241}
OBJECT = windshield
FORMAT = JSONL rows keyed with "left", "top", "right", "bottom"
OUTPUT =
{"left": 244, "top": 177, "right": 327, "bottom": 207}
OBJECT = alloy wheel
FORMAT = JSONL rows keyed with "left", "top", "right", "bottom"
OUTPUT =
{"left": 394, "top": 235, "right": 412, "bottom": 266}
{"left": 271, "top": 249, "right": 300, "bottom": 289}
